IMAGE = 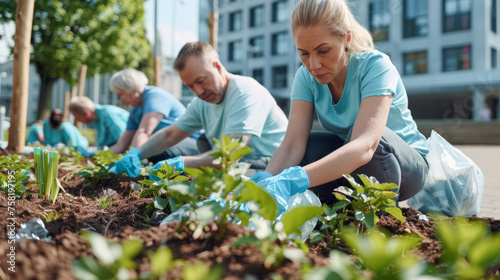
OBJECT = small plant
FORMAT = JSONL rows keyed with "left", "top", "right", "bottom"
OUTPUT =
{"left": 0, "top": 154, "right": 34, "bottom": 171}
{"left": 333, "top": 174, "right": 406, "bottom": 232}
{"left": 0, "top": 169, "right": 37, "bottom": 199}
{"left": 78, "top": 150, "right": 123, "bottom": 186}
{"left": 435, "top": 217, "right": 500, "bottom": 279}
{"left": 34, "top": 147, "right": 62, "bottom": 204}
{"left": 43, "top": 210, "right": 61, "bottom": 222}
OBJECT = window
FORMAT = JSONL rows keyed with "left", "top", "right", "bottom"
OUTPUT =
{"left": 272, "top": 0, "right": 288, "bottom": 23}
{"left": 250, "top": 5, "right": 265, "bottom": 27}
{"left": 403, "top": 0, "right": 428, "bottom": 37}
{"left": 272, "top": 31, "right": 289, "bottom": 55}
{"left": 272, "top": 66, "right": 287, "bottom": 88}
{"left": 443, "top": 0, "right": 471, "bottom": 32}
{"left": 369, "top": 0, "right": 391, "bottom": 42}
{"left": 443, "top": 45, "right": 471, "bottom": 71}
{"left": 492, "top": 48, "right": 498, "bottom": 68}
{"left": 218, "top": 15, "right": 223, "bottom": 35}
{"left": 252, "top": 68, "right": 264, "bottom": 85}
{"left": 249, "top": 36, "right": 264, "bottom": 58}
{"left": 229, "top": 10, "right": 242, "bottom": 32}
{"left": 228, "top": 40, "right": 243, "bottom": 62}
{"left": 403, "top": 51, "right": 428, "bottom": 75}
{"left": 492, "top": 0, "right": 498, "bottom": 33}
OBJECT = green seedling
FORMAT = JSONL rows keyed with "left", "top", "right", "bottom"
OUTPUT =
{"left": 78, "top": 150, "right": 123, "bottom": 186}
{"left": 435, "top": 217, "right": 500, "bottom": 280}
{"left": 43, "top": 210, "right": 61, "bottom": 223}
{"left": 0, "top": 154, "right": 34, "bottom": 171}
{"left": 0, "top": 169, "right": 37, "bottom": 199}
{"left": 333, "top": 174, "right": 406, "bottom": 232}
{"left": 34, "top": 147, "right": 62, "bottom": 204}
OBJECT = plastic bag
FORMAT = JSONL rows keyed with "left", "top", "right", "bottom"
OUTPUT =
{"left": 407, "top": 130, "right": 484, "bottom": 217}
{"left": 278, "top": 190, "right": 322, "bottom": 242}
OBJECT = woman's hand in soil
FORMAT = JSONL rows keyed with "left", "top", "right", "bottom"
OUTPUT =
{"left": 109, "top": 147, "right": 142, "bottom": 177}
{"left": 148, "top": 156, "right": 184, "bottom": 181}
{"left": 256, "top": 166, "right": 309, "bottom": 214}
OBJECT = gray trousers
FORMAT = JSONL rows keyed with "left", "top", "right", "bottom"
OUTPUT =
{"left": 147, "top": 137, "right": 200, "bottom": 164}
{"left": 301, "top": 128, "right": 428, "bottom": 204}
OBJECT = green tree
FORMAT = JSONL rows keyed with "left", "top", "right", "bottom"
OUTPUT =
{"left": 0, "top": 0, "right": 152, "bottom": 119}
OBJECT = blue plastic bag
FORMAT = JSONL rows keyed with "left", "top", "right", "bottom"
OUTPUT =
{"left": 407, "top": 130, "right": 484, "bottom": 217}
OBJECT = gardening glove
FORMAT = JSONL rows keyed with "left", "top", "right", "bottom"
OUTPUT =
{"left": 109, "top": 147, "right": 141, "bottom": 177}
{"left": 250, "top": 171, "right": 272, "bottom": 183}
{"left": 76, "top": 147, "right": 95, "bottom": 158}
{"left": 257, "top": 166, "right": 310, "bottom": 215}
{"left": 148, "top": 156, "right": 184, "bottom": 181}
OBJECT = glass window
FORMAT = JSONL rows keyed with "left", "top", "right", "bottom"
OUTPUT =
{"left": 250, "top": 5, "right": 265, "bottom": 27}
{"left": 249, "top": 36, "right": 264, "bottom": 58}
{"left": 272, "top": 0, "right": 288, "bottom": 23}
{"left": 229, "top": 10, "right": 242, "bottom": 32}
{"left": 443, "top": 0, "right": 471, "bottom": 32}
{"left": 492, "top": 48, "right": 498, "bottom": 68}
{"left": 403, "top": 51, "right": 428, "bottom": 75}
{"left": 272, "top": 31, "right": 289, "bottom": 55}
{"left": 228, "top": 40, "right": 243, "bottom": 62}
{"left": 218, "top": 15, "right": 223, "bottom": 35}
{"left": 272, "top": 66, "right": 287, "bottom": 88}
{"left": 369, "top": 0, "right": 391, "bottom": 42}
{"left": 403, "top": 0, "right": 428, "bottom": 37}
{"left": 492, "top": 0, "right": 498, "bottom": 33}
{"left": 252, "top": 68, "right": 264, "bottom": 85}
{"left": 443, "top": 45, "right": 471, "bottom": 71}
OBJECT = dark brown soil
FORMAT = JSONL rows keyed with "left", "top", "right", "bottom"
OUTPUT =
{"left": 0, "top": 149, "right": 499, "bottom": 279}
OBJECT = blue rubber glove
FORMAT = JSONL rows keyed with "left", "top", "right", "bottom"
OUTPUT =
{"left": 76, "top": 147, "right": 95, "bottom": 158}
{"left": 148, "top": 156, "right": 184, "bottom": 181}
{"left": 250, "top": 171, "right": 272, "bottom": 183}
{"left": 257, "top": 166, "right": 310, "bottom": 215}
{"left": 109, "top": 147, "right": 141, "bottom": 177}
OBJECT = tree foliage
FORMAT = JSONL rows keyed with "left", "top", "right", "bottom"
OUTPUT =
{"left": 0, "top": 0, "right": 152, "bottom": 118}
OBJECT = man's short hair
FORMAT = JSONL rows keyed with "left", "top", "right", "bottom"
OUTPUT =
{"left": 173, "top": 42, "right": 220, "bottom": 72}
{"left": 69, "top": 96, "right": 95, "bottom": 115}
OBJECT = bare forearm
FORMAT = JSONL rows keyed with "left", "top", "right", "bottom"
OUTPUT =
{"left": 265, "top": 144, "right": 305, "bottom": 176}
{"left": 182, "top": 150, "right": 219, "bottom": 169}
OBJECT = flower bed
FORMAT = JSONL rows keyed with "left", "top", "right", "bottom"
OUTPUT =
{"left": 0, "top": 144, "right": 499, "bottom": 280}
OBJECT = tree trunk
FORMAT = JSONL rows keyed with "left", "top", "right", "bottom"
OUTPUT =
{"left": 36, "top": 76, "right": 57, "bottom": 120}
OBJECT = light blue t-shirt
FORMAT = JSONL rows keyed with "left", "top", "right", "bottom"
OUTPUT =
{"left": 43, "top": 119, "right": 89, "bottom": 149}
{"left": 291, "top": 50, "right": 428, "bottom": 155}
{"left": 26, "top": 123, "right": 43, "bottom": 145}
{"left": 175, "top": 75, "right": 288, "bottom": 157}
{"left": 92, "top": 104, "right": 129, "bottom": 149}
{"left": 126, "top": 86, "right": 195, "bottom": 136}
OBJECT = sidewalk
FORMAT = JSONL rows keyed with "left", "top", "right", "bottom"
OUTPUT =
{"left": 401, "top": 145, "right": 500, "bottom": 220}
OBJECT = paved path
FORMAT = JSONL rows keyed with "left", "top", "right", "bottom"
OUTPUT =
{"left": 401, "top": 145, "right": 500, "bottom": 220}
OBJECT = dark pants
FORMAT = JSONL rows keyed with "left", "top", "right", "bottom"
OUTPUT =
{"left": 302, "top": 129, "right": 428, "bottom": 204}
{"left": 147, "top": 137, "right": 200, "bottom": 164}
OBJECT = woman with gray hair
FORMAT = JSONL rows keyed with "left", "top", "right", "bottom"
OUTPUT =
{"left": 252, "top": 0, "right": 429, "bottom": 210}
{"left": 109, "top": 68, "right": 199, "bottom": 162}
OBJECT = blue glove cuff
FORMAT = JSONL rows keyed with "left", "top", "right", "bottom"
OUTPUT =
{"left": 283, "top": 166, "right": 309, "bottom": 193}
{"left": 251, "top": 171, "right": 272, "bottom": 183}
{"left": 127, "top": 147, "right": 141, "bottom": 159}
{"left": 168, "top": 156, "right": 184, "bottom": 172}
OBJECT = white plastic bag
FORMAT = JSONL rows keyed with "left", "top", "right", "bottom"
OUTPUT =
{"left": 407, "top": 130, "right": 484, "bottom": 216}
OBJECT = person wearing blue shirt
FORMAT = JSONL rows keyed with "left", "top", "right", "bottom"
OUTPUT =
{"left": 26, "top": 120, "right": 44, "bottom": 146}
{"left": 69, "top": 96, "right": 129, "bottom": 150}
{"left": 108, "top": 68, "right": 199, "bottom": 163}
{"left": 43, "top": 109, "right": 89, "bottom": 150}
{"left": 109, "top": 42, "right": 288, "bottom": 177}
{"left": 253, "top": 0, "right": 429, "bottom": 208}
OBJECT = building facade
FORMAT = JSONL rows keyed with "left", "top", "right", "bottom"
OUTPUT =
{"left": 200, "top": 0, "right": 500, "bottom": 120}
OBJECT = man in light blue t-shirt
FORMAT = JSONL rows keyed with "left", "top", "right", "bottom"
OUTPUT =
{"left": 43, "top": 109, "right": 89, "bottom": 150}
{"left": 110, "top": 42, "right": 288, "bottom": 177}
{"left": 69, "top": 96, "right": 129, "bottom": 150}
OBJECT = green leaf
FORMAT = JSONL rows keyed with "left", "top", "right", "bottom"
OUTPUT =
{"left": 82, "top": 231, "right": 122, "bottom": 266}
{"left": 154, "top": 197, "right": 168, "bottom": 210}
{"left": 138, "top": 180, "right": 154, "bottom": 186}
{"left": 224, "top": 174, "right": 241, "bottom": 194}
{"left": 150, "top": 246, "right": 174, "bottom": 276}
{"left": 282, "top": 206, "right": 323, "bottom": 236}
{"left": 72, "top": 257, "right": 115, "bottom": 280}
{"left": 232, "top": 235, "right": 261, "bottom": 247}
{"left": 195, "top": 201, "right": 224, "bottom": 226}
{"left": 309, "top": 231, "right": 325, "bottom": 243}
{"left": 230, "top": 146, "right": 253, "bottom": 162}
{"left": 184, "top": 167, "right": 204, "bottom": 178}
{"left": 240, "top": 181, "right": 278, "bottom": 221}
{"left": 116, "top": 240, "right": 142, "bottom": 269}
{"left": 469, "top": 233, "right": 500, "bottom": 267}
{"left": 384, "top": 207, "right": 406, "bottom": 223}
